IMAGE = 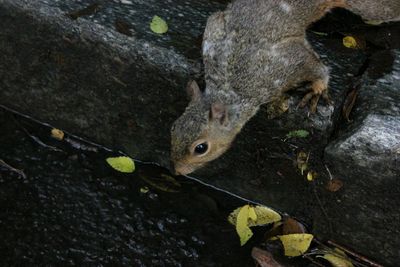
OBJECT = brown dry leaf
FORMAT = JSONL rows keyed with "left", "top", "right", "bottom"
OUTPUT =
{"left": 326, "top": 178, "right": 344, "bottom": 192}
{"left": 115, "top": 18, "right": 133, "bottom": 36}
{"left": 51, "top": 128, "right": 64, "bottom": 141}
{"left": 264, "top": 222, "right": 284, "bottom": 240}
{"left": 342, "top": 88, "right": 358, "bottom": 122}
{"left": 67, "top": 3, "right": 101, "bottom": 20}
{"left": 251, "top": 247, "right": 284, "bottom": 267}
{"left": 282, "top": 218, "right": 307, "bottom": 235}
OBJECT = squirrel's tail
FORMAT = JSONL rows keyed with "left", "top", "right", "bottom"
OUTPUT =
{"left": 345, "top": 0, "right": 400, "bottom": 23}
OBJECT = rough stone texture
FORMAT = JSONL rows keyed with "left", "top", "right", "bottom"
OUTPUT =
{"left": 321, "top": 50, "right": 400, "bottom": 265}
{"left": 0, "top": 0, "right": 398, "bottom": 265}
{"left": 0, "top": 0, "right": 201, "bottom": 165}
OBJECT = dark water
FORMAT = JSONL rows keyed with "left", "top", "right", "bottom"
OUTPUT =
{"left": 0, "top": 108, "right": 257, "bottom": 266}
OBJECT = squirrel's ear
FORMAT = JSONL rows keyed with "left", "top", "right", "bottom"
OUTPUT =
{"left": 186, "top": 80, "right": 202, "bottom": 102}
{"left": 210, "top": 102, "right": 228, "bottom": 125}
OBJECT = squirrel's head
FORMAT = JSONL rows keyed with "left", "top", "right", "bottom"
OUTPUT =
{"left": 171, "top": 80, "right": 242, "bottom": 175}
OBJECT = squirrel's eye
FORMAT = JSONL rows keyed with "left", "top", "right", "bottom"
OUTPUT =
{"left": 194, "top": 143, "right": 208, "bottom": 155}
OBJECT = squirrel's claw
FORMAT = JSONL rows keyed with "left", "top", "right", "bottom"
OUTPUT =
{"left": 298, "top": 79, "right": 331, "bottom": 113}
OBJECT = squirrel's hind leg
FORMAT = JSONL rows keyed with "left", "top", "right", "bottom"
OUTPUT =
{"left": 275, "top": 38, "right": 332, "bottom": 113}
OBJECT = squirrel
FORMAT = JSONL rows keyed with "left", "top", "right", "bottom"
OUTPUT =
{"left": 171, "top": 0, "right": 400, "bottom": 175}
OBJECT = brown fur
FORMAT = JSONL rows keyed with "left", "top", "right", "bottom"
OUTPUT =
{"left": 171, "top": 0, "right": 400, "bottom": 175}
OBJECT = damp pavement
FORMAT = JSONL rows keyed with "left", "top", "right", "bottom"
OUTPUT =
{"left": 0, "top": 109, "right": 257, "bottom": 266}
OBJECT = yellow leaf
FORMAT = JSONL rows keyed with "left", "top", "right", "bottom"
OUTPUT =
{"left": 307, "top": 171, "right": 317, "bottom": 181}
{"left": 106, "top": 156, "right": 135, "bottom": 173}
{"left": 150, "top": 15, "right": 168, "bottom": 34}
{"left": 343, "top": 36, "right": 357, "bottom": 49}
{"left": 278, "top": 233, "right": 313, "bottom": 257}
{"left": 253, "top": 206, "right": 281, "bottom": 225}
{"left": 319, "top": 252, "right": 354, "bottom": 267}
{"left": 248, "top": 206, "right": 257, "bottom": 222}
{"left": 140, "top": 186, "right": 149, "bottom": 194}
{"left": 236, "top": 205, "right": 253, "bottom": 246}
{"left": 228, "top": 205, "right": 281, "bottom": 227}
{"left": 51, "top": 128, "right": 64, "bottom": 140}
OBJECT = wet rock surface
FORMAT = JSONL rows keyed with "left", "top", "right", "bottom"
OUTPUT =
{"left": 0, "top": 0, "right": 399, "bottom": 265}
{"left": 321, "top": 50, "right": 400, "bottom": 264}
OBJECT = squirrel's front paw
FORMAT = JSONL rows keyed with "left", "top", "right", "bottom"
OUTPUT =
{"left": 298, "top": 79, "right": 332, "bottom": 113}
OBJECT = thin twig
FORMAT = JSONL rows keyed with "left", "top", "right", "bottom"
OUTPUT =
{"left": 312, "top": 183, "right": 333, "bottom": 234}
{"left": 324, "top": 164, "right": 333, "bottom": 180}
{"left": 0, "top": 159, "right": 26, "bottom": 179}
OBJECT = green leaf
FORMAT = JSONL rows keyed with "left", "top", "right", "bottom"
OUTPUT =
{"left": 106, "top": 156, "right": 135, "bottom": 173}
{"left": 286, "top": 130, "right": 309, "bottom": 139}
{"left": 150, "top": 15, "right": 168, "bottom": 34}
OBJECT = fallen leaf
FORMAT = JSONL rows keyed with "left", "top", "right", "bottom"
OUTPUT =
{"left": 106, "top": 156, "right": 135, "bottom": 173}
{"left": 115, "top": 18, "right": 133, "bottom": 36}
{"left": 236, "top": 205, "right": 254, "bottom": 246}
{"left": 343, "top": 36, "right": 358, "bottom": 49}
{"left": 140, "top": 186, "right": 149, "bottom": 193}
{"left": 318, "top": 249, "right": 354, "bottom": 267}
{"left": 253, "top": 206, "right": 282, "bottom": 225}
{"left": 307, "top": 171, "right": 317, "bottom": 181}
{"left": 67, "top": 3, "right": 101, "bottom": 20}
{"left": 51, "top": 128, "right": 64, "bottom": 140}
{"left": 278, "top": 233, "right": 313, "bottom": 257}
{"left": 228, "top": 205, "right": 281, "bottom": 227}
{"left": 248, "top": 206, "right": 257, "bottom": 221}
{"left": 150, "top": 15, "right": 168, "bottom": 34}
{"left": 282, "top": 218, "right": 307, "bottom": 235}
{"left": 286, "top": 130, "right": 310, "bottom": 139}
{"left": 251, "top": 247, "right": 284, "bottom": 267}
{"left": 342, "top": 88, "right": 358, "bottom": 122}
{"left": 325, "top": 178, "right": 344, "bottom": 192}
{"left": 343, "top": 36, "right": 366, "bottom": 50}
